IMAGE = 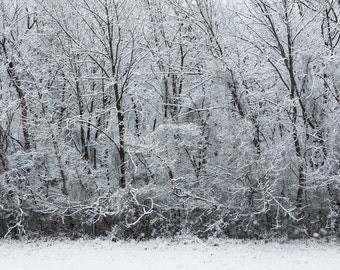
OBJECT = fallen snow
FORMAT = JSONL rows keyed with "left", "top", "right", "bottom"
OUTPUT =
{"left": 0, "top": 238, "right": 339, "bottom": 270}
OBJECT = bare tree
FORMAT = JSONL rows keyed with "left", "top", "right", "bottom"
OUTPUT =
{"left": 0, "top": 2, "right": 33, "bottom": 150}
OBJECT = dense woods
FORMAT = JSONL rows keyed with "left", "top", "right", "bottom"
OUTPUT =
{"left": 0, "top": 0, "right": 339, "bottom": 239}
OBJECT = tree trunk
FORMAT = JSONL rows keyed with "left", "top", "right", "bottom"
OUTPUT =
{"left": 1, "top": 40, "right": 31, "bottom": 150}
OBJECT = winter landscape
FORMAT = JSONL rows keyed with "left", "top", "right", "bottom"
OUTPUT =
{"left": 0, "top": 0, "right": 339, "bottom": 266}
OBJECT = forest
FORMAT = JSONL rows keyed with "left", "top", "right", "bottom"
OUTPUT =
{"left": 0, "top": 0, "right": 339, "bottom": 240}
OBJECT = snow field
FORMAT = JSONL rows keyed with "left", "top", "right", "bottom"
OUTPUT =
{"left": 0, "top": 238, "right": 339, "bottom": 270}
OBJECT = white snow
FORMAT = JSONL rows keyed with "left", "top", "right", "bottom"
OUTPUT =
{"left": 0, "top": 238, "right": 339, "bottom": 270}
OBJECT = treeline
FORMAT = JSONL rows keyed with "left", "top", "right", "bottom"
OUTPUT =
{"left": 0, "top": 0, "right": 339, "bottom": 239}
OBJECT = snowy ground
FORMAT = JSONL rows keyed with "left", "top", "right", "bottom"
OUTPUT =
{"left": 0, "top": 237, "right": 339, "bottom": 270}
